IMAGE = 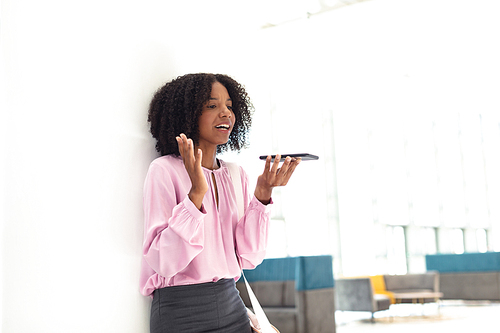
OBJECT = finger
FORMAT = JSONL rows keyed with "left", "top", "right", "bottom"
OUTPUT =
{"left": 246, "top": 308, "right": 260, "bottom": 330}
{"left": 279, "top": 156, "right": 292, "bottom": 173}
{"left": 273, "top": 157, "right": 292, "bottom": 186}
{"left": 281, "top": 157, "right": 299, "bottom": 176}
{"left": 178, "top": 133, "right": 188, "bottom": 154}
{"left": 195, "top": 148, "right": 203, "bottom": 169}
{"left": 270, "top": 154, "right": 281, "bottom": 175}
{"left": 280, "top": 158, "right": 301, "bottom": 185}
{"left": 276, "top": 156, "right": 292, "bottom": 178}
{"left": 185, "top": 139, "right": 196, "bottom": 166}
{"left": 179, "top": 134, "right": 195, "bottom": 166}
{"left": 267, "top": 155, "right": 281, "bottom": 185}
{"left": 176, "top": 136, "right": 186, "bottom": 159}
{"left": 180, "top": 133, "right": 190, "bottom": 150}
{"left": 262, "top": 155, "right": 272, "bottom": 175}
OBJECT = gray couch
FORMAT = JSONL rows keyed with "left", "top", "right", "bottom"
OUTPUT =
{"left": 426, "top": 252, "right": 500, "bottom": 300}
{"left": 439, "top": 272, "right": 500, "bottom": 300}
{"left": 335, "top": 272, "right": 440, "bottom": 319}
{"left": 236, "top": 255, "right": 336, "bottom": 333}
{"left": 384, "top": 272, "right": 440, "bottom": 303}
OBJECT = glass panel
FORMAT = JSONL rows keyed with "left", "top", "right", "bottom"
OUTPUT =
{"left": 433, "top": 115, "right": 467, "bottom": 228}
{"left": 460, "top": 113, "right": 489, "bottom": 228}
{"left": 451, "top": 229, "right": 465, "bottom": 254}
{"left": 481, "top": 114, "right": 500, "bottom": 230}
{"left": 386, "top": 226, "right": 407, "bottom": 275}
{"left": 408, "top": 227, "right": 437, "bottom": 255}
{"left": 476, "top": 229, "right": 488, "bottom": 253}
{"left": 438, "top": 228, "right": 464, "bottom": 254}
{"left": 464, "top": 229, "right": 478, "bottom": 253}
{"left": 407, "top": 256, "right": 427, "bottom": 274}
{"left": 374, "top": 223, "right": 388, "bottom": 258}
{"left": 369, "top": 122, "right": 410, "bottom": 226}
{"left": 404, "top": 118, "right": 440, "bottom": 227}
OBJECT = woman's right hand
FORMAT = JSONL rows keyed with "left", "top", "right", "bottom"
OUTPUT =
{"left": 176, "top": 133, "right": 207, "bottom": 210}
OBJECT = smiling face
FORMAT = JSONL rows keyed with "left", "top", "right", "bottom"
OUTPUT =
{"left": 197, "top": 81, "right": 235, "bottom": 151}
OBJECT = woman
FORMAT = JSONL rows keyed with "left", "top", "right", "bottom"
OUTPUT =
{"left": 140, "top": 73, "right": 300, "bottom": 332}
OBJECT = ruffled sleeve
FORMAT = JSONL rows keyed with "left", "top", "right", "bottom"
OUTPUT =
{"left": 234, "top": 166, "right": 273, "bottom": 269}
{"left": 142, "top": 161, "right": 206, "bottom": 280}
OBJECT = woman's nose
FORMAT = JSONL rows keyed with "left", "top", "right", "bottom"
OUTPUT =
{"left": 220, "top": 106, "right": 232, "bottom": 117}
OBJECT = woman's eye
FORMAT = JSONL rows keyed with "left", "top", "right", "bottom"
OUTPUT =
{"left": 207, "top": 105, "right": 216, "bottom": 109}
{"left": 227, "top": 105, "right": 233, "bottom": 110}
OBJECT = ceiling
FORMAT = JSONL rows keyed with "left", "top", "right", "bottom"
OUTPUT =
{"left": 257, "top": 0, "right": 372, "bottom": 28}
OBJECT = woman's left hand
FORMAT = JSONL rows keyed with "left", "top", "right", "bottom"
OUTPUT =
{"left": 254, "top": 155, "right": 301, "bottom": 205}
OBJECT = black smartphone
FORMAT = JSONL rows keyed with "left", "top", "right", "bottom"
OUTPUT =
{"left": 259, "top": 153, "right": 319, "bottom": 162}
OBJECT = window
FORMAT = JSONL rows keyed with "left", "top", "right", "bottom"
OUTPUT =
{"left": 476, "top": 228, "right": 488, "bottom": 253}
{"left": 438, "top": 228, "right": 465, "bottom": 254}
{"left": 386, "top": 226, "right": 408, "bottom": 275}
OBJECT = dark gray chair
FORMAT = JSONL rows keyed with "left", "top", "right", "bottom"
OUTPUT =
{"left": 335, "top": 278, "right": 391, "bottom": 320}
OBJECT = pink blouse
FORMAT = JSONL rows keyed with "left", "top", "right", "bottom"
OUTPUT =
{"left": 140, "top": 155, "right": 272, "bottom": 297}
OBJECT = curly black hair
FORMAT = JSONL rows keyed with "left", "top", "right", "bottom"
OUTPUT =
{"left": 148, "top": 73, "right": 254, "bottom": 156}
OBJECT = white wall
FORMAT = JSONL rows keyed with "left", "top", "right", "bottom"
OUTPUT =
{"left": 0, "top": 0, "right": 267, "bottom": 332}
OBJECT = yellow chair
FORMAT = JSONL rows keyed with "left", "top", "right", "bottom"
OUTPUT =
{"left": 369, "top": 275, "right": 395, "bottom": 304}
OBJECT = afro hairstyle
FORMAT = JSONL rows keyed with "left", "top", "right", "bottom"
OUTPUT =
{"left": 148, "top": 73, "right": 254, "bottom": 156}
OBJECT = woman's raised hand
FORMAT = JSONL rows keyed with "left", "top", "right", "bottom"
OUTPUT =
{"left": 254, "top": 155, "right": 301, "bottom": 205}
{"left": 176, "top": 133, "right": 207, "bottom": 210}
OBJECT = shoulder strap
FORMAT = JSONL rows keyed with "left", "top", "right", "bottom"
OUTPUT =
{"left": 226, "top": 161, "right": 275, "bottom": 333}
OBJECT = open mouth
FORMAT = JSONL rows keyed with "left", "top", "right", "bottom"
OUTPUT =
{"left": 215, "top": 124, "right": 230, "bottom": 130}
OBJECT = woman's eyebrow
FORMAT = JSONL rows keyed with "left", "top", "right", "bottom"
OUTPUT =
{"left": 208, "top": 97, "right": 232, "bottom": 101}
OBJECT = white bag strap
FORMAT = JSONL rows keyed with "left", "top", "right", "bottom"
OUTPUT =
{"left": 226, "top": 161, "right": 275, "bottom": 333}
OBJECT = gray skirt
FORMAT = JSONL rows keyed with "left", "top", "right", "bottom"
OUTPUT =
{"left": 150, "top": 278, "right": 252, "bottom": 333}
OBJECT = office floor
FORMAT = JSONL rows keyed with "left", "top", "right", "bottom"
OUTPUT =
{"left": 335, "top": 300, "right": 499, "bottom": 332}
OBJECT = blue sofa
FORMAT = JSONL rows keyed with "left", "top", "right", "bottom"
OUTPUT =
{"left": 236, "top": 255, "right": 336, "bottom": 333}
{"left": 425, "top": 252, "right": 500, "bottom": 300}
